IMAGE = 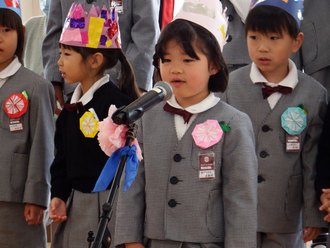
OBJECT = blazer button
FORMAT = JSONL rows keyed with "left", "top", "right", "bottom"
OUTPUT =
{"left": 173, "top": 154, "right": 182, "bottom": 162}
{"left": 228, "top": 14, "right": 234, "bottom": 21}
{"left": 168, "top": 199, "right": 177, "bottom": 208}
{"left": 170, "top": 176, "right": 179, "bottom": 184}
{"left": 86, "top": 0, "right": 94, "bottom": 3}
{"left": 258, "top": 175, "right": 265, "bottom": 183}
{"left": 262, "top": 125, "right": 270, "bottom": 132}
{"left": 227, "top": 35, "right": 232, "bottom": 42}
{"left": 259, "top": 151, "right": 268, "bottom": 158}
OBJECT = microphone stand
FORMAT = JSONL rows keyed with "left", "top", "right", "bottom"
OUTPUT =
{"left": 88, "top": 123, "right": 138, "bottom": 248}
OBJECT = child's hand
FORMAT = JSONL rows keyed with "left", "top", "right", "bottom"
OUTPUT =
{"left": 302, "top": 227, "right": 322, "bottom": 243}
{"left": 319, "top": 189, "right": 330, "bottom": 221}
{"left": 125, "top": 243, "right": 145, "bottom": 248}
{"left": 24, "top": 203, "right": 45, "bottom": 225}
{"left": 49, "top": 197, "right": 67, "bottom": 223}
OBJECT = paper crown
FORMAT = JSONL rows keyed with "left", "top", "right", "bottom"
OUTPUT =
{"left": 0, "top": 0, "right": 21, "bottom": 17}
{"left": 250, "top": 0, "right": 304, "bottom": 27}
{"left": 60, "top": 3, "right": 121, "bottom": 49}
{"left": 174, "top": 0, "right": 228, "bottom": 51}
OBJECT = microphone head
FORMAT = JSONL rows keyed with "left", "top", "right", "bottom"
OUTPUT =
{"left": 154, "top": 81, "right": 173, "bottom": 101}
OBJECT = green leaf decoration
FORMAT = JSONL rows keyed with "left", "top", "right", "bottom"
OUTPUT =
{"left": 22, "top": 91, "right": 30, "bottom": 101}
{"left": 219, "top": 121, "right": 230, "bottom": 132}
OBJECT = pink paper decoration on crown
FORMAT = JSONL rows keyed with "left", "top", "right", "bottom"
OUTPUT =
{"left": 60, "top": 2, "right": 121, "bottom": 49}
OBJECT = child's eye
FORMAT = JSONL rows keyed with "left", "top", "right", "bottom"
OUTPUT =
{"left": 270, "top": 36, "right": 279, "bottom": 40}
{"left": 1, "top": 28, "right": 11, "bottom": 32}
{"left": 249, "top": 36, "right": 257, "bottom": 40}
{"left": 161, "top": 58, "right": 170, "bottom": 63}
{"left": 183, "top": 59, "right": 193, "bottom": 63}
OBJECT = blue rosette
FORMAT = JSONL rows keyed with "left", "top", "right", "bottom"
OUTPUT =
{"left": 281, "top": 107, "right": 307, "bottom": 135}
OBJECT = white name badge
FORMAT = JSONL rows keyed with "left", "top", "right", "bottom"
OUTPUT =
{"left": 198, "top": 150, "right": 215, "bottom": 180}
{"left": 9, "top": 117, "right": 23, "bottom": 132}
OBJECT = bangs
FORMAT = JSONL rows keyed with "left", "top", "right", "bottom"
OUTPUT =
{"left": 0, "top": 8, "right": 24, "bottom": 61}
{"left": 157, "top": 19, "right": 200, "bottom": 61}
{"left": 245, "top": 5, "right": 299, "bottom": 38}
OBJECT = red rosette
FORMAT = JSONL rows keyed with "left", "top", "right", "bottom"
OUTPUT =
{"left": 4, "top": 93, "right": 28, "bottom": 118}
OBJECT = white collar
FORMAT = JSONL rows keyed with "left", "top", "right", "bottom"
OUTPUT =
{"left": 0, "top": 57, "right": 21, "bottom": 79}
{"left": 70, "top": 74, "right": 109, "bottom": 104}
{"left": 167, "top": 92, "right": 220, "bottom": 114}
{"left": 250, "top": 59, "right": 298, "bottom": 89}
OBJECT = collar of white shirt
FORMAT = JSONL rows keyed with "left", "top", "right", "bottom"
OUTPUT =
{"left": 166, "top": 92, "right": 220, "bottom": 140}
{"left": 0, "top": 56, "right": 21, "bottom": 79}
{"left": 166, "top": 92, "right": 220, "bottom": 114}
{"left": 0, "top": 57, "right": 22, "bottom": 88}
{"left": 70, "top": 74, "right": 110, "bottom": 105}
{"left": 250, "top": 59, "right": 298, "bottom": 109}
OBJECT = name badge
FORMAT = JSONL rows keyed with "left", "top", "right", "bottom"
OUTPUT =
{"left": 9, "top": 117, "right": 23, "bottom": 132}
{"left": 286, "top": 133, "right": 300, "bottom": 152}
{"left": 110, "top": 0, "right": 123, "bottom": 14}
{"left": 198, "top": 150, "right": 215, "bottom": 181}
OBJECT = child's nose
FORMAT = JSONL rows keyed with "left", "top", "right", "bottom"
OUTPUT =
{"left": 57, "top": 57, "right": 62, "bottom": 66}
{"left": 170, "top": 66, "right": 183, "bottom": 74}
{"left": 258, "top": 42, "right": 269, "bottom": 52}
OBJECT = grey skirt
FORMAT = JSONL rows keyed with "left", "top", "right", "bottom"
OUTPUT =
{"left": 50, "top": 189, "right": 115, "bottom": 248}
{"left": 0, "top": 201, "right": 47, "bottom": 248}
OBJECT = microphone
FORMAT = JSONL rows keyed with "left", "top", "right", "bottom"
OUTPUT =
{"left": 112, "top": 81, "right": 173, "bottom": 125}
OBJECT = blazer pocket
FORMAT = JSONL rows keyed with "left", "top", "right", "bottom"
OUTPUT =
{"left": 301, "top": 22, "right": 317, "bottom": 67}
{"left": 10, "top": 153, "right": 29, "bottom": 194}
{"left": 206, "top": 189, "right": 224, "bottom": 239}
{"left": 285, "top": 174, "right": 303, "bottom": 222}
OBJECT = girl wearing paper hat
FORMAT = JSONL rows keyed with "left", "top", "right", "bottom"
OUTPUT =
{"left": 0, "top": 0, "right": 56, "bottom": 247}
{"left": 113, "top": 0, "right": 258, "bottom": 247}
{"left": 48, "top": 3, "right": 140, "bottom": 248}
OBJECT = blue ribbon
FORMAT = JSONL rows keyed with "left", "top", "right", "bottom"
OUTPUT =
{"left": 92, "top": 145, "right": 139, "bottom": 193}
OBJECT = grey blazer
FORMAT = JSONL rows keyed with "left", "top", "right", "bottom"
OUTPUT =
{"left": 0, "top": 66, "right": 55, "bottom": 208}
{"left": 114, "top": 101, "right": 258, "bottom": 248}
{"left": 42, "top": 0, "right": 160, "bottom": 94}
{"left": 222, "top": 64, "right": 328, "bottom": 233}
{"left": 221, "top": 0, "right": 251, "bottom": 68}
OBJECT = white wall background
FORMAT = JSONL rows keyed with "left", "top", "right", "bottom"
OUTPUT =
{"left": 21, "top": 0, "right": 43, "bottom": 24}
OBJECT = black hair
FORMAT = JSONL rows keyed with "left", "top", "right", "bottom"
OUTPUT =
{"left": 0, "top": 8, "right": 24, "bottom": 62}
{"left": 245, "top": 5, "right": 300, "bottom": 39}
{"left": 60, "top": 44, "right": 139, "bottom": 100}
{"left": 153, "top": 19, "right": 229, "bottom": 93}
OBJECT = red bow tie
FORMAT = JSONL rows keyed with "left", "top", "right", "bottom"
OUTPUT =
{"left": 64, "top": 101, "right": 85, "bottom": 113}
{"left": 261, "top": 83, "right": 292, "bottom": 99}
{"left": 163, "top": 103, "right": 193, "bottom": 124}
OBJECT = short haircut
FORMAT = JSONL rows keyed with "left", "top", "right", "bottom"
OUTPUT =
{"left": 245, "top": 5, "right": 300, "bottom": 39}
{"left": 153, "top": 19, "right": 229, "bottom": 93}
{"left": 0, "top": 8, "right": 24, "bottom": 62}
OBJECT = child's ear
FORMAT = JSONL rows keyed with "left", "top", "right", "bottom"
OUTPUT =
{"left": 210, "top": 61, "right": 220, "bottom": 75}
{"left": 292, "top": 32, "right": 304, "bottom": 53}
{"left": 90, "top": 52, "right": 104, "bottom": 69}
{"left": 23, "top": 25, "right": 26, "bottom": 34}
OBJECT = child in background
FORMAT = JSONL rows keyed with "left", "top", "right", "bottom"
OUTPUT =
{"left": 222, "top": 0, "right": 328, "bottom": 247}
{"left": 114, "top": 0, "right": 258, "bottom": 247}
{"left": 49, "top": 3, "right": 139, "bottom": 248}
{"left": 0, "top": 1, "right": 55, "bottom": 247}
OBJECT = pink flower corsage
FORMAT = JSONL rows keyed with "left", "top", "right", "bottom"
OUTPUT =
{"left": 192, "top": 119, "right": 224, "bottom": 149}
{"left": 97, "top": 105, "right": 143, "bottom": 161}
